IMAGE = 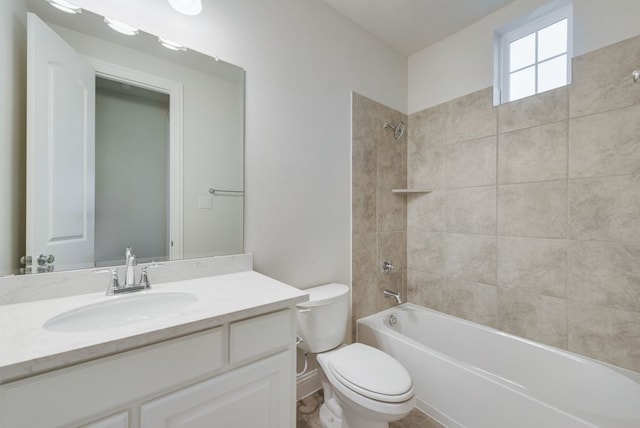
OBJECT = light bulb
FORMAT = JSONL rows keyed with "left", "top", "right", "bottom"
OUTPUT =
{"left": 168, "top": 0, "right": 202, "bottom": 16}
{"left": 104, "top": 17, "right": 139, "bottom": 36}
{"left": 44, "top": 0, "right": 82, "bottom": 14}
{"left": 158, "top": 37, "right": 187, "bottom": 52}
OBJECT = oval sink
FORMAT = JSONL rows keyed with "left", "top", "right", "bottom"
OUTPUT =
{"left": 43, "top": 292, "right": 198, "bottom": 332}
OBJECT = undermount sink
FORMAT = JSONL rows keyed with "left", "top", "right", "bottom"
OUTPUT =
{"left": 43, "top": 292, "right": 199, "bottom": 332}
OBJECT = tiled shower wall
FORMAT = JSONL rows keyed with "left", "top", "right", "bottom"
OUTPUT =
{"left": 352, "top": 94, "right": 407, "bottom": 336}
{"left": 406, "top": 34, "right": 640, "bottom": 373}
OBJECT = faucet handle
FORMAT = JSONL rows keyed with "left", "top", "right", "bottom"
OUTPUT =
{"left": 106, "top": 270, "right": 120, "bottom": 295}
{"left": 138, "top": 262, "right": 162, "bottom": 289}
{"left": 139, "top": 266, "right": 151, "bottom": 289}
{"left": 381, "top": 260, "right": 397, "bottom": 273}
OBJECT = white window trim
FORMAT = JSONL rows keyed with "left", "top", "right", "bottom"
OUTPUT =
{"left": 493, "top": 0, "right": 573, "bottom": 105}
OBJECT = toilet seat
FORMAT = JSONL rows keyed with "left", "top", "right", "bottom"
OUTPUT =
{"left": 325, "top": 343, "right": 413, "bottom": 403}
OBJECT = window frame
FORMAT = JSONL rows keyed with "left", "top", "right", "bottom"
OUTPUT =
{"left": 493, "top": 1, "right": 573, "bottom": 105}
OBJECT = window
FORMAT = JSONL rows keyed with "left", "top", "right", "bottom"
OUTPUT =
{"left": 494, "top": 1, "right": 573, "bottom": 105}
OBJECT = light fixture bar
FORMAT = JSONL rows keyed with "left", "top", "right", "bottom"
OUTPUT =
{"left": 44, "top": 0, "right": 82, "bottom": 14}
{"left": 104, "top": 17, "right": 139, "bottom": 36}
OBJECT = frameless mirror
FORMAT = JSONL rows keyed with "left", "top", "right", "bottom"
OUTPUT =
{"left": 17, "top": 0, "right": 244, "bottom": 275}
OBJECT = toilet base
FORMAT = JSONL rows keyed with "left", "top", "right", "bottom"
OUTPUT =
{"left": 319, "top": 402, "right": 390, "bottom": 428}
{"left": 319, "top": 402, "right": 341, "bottom": 428}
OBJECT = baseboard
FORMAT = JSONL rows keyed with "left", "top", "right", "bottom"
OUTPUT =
{"left": 296, "top": 368, "right": 322, "bottom": 401}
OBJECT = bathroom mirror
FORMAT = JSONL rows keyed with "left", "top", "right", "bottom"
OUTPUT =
{"left": 15, "top": 0, "right": 245, "bottom": 275}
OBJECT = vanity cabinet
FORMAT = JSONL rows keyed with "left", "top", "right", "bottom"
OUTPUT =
{"left": 0, "top": 309, "right": 295, "bottom": 428}
{"left": 83, "top": 412, "right": 129, "bottom": 428}
{"left": 141, "top": 351, "right": 290, "bottom": 427}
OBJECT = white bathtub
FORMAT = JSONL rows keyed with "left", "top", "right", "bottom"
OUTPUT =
{"left": 357, "top": 303, "right": 640, "bottom": 428}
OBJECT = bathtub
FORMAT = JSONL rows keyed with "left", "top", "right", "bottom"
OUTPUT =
{"left": 357, "top": 303, "right": 640, "bottom": 428}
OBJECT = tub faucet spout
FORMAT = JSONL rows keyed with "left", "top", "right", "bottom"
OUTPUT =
{"left": 384, "top": 289, "right": 402, "bottom": 305}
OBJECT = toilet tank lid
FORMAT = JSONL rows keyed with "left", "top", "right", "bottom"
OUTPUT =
{"left": 297, "top": 283, "right": 349, "bottom": 307}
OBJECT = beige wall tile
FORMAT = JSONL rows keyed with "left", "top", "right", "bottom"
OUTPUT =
{"left": 568, "top": 302, "right": 640, "bottom": 372}
{"left": 378, "top": 231, "right": 406, "bottom": 272}
{"left": 569, "top": 105, "right": 640, "bottom": 178}
{"left": 352, "top": 233, "right": 377, "bottom": 285}
{"left": 407, "top": 269, "right": 445, "bottom": 312}
{"left": 407, "top": 231, "right": 445, "bottom": 274}
{"left": 567, "top": 240, "right": 640, "bottom": 312}
{"left": 407, "top": 191, "right": 446, "bottom": 232}
{"left": 446, "top": 88, "right": 496, "bottom": 144}
{"left": 497, "top": 237, "right": 566, "bottom": 298}
{"left": 408, "top": 138, "right": 445, "bottom": 189}
{"left": 446, "top": 186, "right": 497, "bottom": 235}
{"left": 446, "top": 136, "right": 497, "bottom": 188}
{"left": 443, "top": 279, "right": 498, "bottom": 328}
{"left": 498, "top": 87, "right": 568, "bottom": 133}
{"left": 569, "top": 35, "right": 640, "bottom": 118}
{"left": 498, "top": 122, "right": 568, "bottom": 184}
{"left": 352, "top": 185, "right": 376, "bottom": 235}
{"left": 352, "top": 137, "right": 377, "bottom": 188}
{"left": 498, "top": 181, "right": 567, "bottom": 239}
{"left": 352, "top": 278, "right": 377, "bottom": 331}
{"left": 378, "top": 142, "right": 406, "bottom": 189}
{"left": 569, "top": 175, "right": 640, "bottom": 242}
{"left": 409, "top": 103, "right": 447, "bottom": 146}
{"left": 352, "top": 93, "right": 382, "bottom": 142}
{"left": 352, "top": 234, "right": 378, "bottom": 325}
{"left": 445, "top": 233, "right": 496, "bottom": 284}
{"left": 377, "top": 189, "right": 405, "bottom": 232}
{"left": 498, "top": 289, "right": 567, "bottom": 349}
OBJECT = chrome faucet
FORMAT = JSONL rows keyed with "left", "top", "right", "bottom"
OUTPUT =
{"left": 124, "top": 247, "right": 136, "bottom": 286}
{"left": 383, "top": 289, "right": 402, "bottom": 305}
{"left": 102, "top": 248, "right": 161, "bottom": 295}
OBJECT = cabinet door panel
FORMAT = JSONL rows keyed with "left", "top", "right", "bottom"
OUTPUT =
{"left": 82, "top": 411, "right": 129, "bottom": 428}
{"left": 0, "top": 328, "right": 222, "bottom": 428}
{"left": 141, "top": 351, "right": 292, "bottom": 428}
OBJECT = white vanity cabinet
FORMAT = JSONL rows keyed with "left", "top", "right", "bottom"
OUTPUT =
{"left": 0, "top": 309, "right": 296, "bottom": 428}
{"left": 140, "top": 351, "right": 290, "bottom": 427}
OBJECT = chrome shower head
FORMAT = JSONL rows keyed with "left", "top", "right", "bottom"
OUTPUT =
{"left": 383, "top": 121, "right": 405, "bottom": 140}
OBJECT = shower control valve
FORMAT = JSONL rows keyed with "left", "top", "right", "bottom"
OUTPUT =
{"left": 381, "top": 260, "right": 397, "bottom": 274}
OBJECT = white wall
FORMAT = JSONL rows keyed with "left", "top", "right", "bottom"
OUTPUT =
{"left": 69, "top": 0, "right": 408, "bottom": 288}
{"left": 0, "top": 0, "right": 26, "bottom": 274}
{"left": 409, "top": 0, "right": 640, "bottom": 113}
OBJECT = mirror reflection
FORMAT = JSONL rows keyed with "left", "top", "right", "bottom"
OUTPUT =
{"left": 18, "top": 0, "right": 245, "bottom": 275}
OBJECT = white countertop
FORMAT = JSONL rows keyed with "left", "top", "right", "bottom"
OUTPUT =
{"left": 0, "top": 270, "right": 308, "bottom": 384}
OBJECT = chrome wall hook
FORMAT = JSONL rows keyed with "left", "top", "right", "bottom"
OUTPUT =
{"left": 633, "top": 70, "right": 640, "bottom": 83}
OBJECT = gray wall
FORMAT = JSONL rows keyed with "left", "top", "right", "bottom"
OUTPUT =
{"left": 405, "top": 35, "right": 640, "bottom": 373}
{"left": 95, "top": 86, "right": 169, "bottom": 265}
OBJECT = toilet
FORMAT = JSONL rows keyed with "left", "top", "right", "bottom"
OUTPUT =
{"left": 296, "top": 283, "right": 415, "bottom": 428}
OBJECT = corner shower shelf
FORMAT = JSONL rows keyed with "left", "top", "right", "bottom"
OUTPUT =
{"left": 391, "top": 189, "right": 432, "bottom": 194}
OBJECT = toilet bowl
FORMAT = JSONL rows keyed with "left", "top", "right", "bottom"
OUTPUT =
{"left": 296, "top": 283, "right": 415, "bottom": 428}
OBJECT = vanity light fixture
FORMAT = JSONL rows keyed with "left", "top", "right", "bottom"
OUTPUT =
{"left": 44, "top": 0, "right": 82, "bottom": 14}
{"left": 104, "top": 17, "right": 140, "bottom": 36}
{"left": 158, "top": 37, "right": 187, "bottom": 51}
{"left": 168, "top": 0, "right": 202, "bottom": 16}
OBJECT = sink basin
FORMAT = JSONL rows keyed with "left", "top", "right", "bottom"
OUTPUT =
{"left": 43, "top": 292, "right": 198, "bottom": 332}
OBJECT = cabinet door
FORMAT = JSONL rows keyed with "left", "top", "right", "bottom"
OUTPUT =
{"left": 82, "top": 412, "right": 129, "bottom": 428}
{"left": 141, "top": 351, "right": 293, "bottom": 428}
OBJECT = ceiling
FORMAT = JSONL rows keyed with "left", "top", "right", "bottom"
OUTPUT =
{"left": 322, "top": 0, "right": 515, "bottom": 55}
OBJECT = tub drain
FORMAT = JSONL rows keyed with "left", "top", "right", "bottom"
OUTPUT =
{"left": 389, "top": 314, "right": 398, "bottom": 326}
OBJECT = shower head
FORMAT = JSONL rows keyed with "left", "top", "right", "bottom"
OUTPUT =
{"left": 383, "top": 121, "right": 405, "bottom": 140}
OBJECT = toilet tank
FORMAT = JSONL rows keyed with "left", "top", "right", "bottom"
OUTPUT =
{"left": 296, "top": 283, "right": 349, "bottom": 353}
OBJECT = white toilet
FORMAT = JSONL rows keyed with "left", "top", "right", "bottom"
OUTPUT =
{"left": 297, "top": 283, "right": 415, "bottom": 428}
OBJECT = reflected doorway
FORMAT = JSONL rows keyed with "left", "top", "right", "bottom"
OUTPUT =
{"left": 95, "top": 77, "right": 170, "bottom": 266}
